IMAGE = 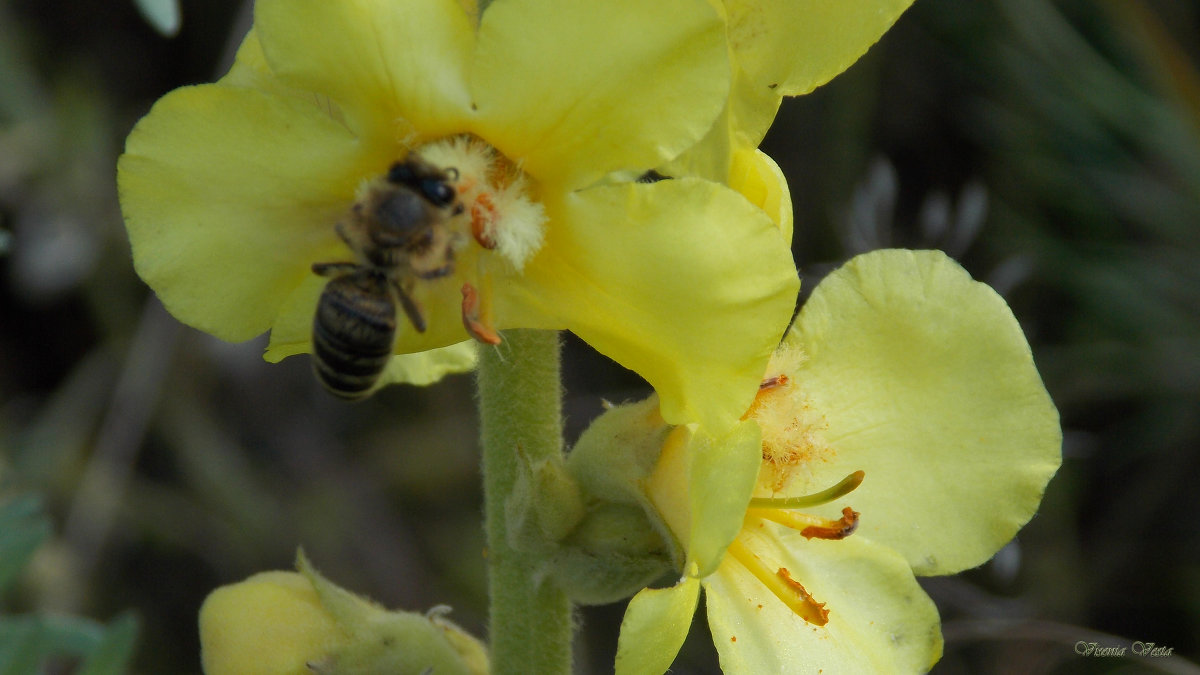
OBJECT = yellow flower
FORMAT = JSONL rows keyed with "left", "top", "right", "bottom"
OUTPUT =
{"left": 199, "top": 553, "right": 487, "bottom": 675}
{"left": 613, "top": 249, "right": 1062, "bottom": 674}
{"left": 117, "top": 0, "right": 798, "bottom": 427}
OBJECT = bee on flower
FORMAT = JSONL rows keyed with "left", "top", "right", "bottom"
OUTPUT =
{"left": 118, "top": 0, "right": 798, "bottom": 427}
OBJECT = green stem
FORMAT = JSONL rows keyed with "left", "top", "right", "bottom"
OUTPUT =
{"left": 477, "top": 329, "right": 572, "bottom": 675}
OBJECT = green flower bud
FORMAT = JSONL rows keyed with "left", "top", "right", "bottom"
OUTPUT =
{"left": 507, "top": 447, "right": 586, "bottom": 552}
{"left": 199, "top": 551, "right": 487, "bottom": 675}
{"left": 566, "top": 396, "right": 669, "bottom": 505}
{"left": 546, "top": 502, "right": 673, "bottom": 605}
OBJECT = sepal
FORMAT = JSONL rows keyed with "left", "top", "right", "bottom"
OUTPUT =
{"left": 544, "top": 503, "right": 674, "bottom": 605}
{"left": 503, "top": 398, "right": 678, "bottom": 604}
{"left": 507, "top": 446, "right": 587, "bottom": 551}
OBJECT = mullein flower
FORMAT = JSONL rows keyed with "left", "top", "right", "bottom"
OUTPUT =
{"left": 608, "top": 249, "right": 1061, "bottom": 674}
{"left": 117, "top": 0, "right": 798, "bottom": 426}
{"left": 199, "top": 553, "right": 487, "bottom": 675}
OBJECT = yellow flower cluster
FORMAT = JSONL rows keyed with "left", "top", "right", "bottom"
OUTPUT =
{"left": 118, "top": 1, "right": 1063, "bottom": 673}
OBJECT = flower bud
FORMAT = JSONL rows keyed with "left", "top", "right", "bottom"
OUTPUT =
{"left": 545, "top": 502, "right": 673, "bottom": 605}
{"left": 199, "top": 553, "right": 487, "bottom": 675}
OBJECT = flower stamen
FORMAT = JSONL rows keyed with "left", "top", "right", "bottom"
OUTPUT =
{"left": 749, "top": 506, "right": 859, "bottom": 540}
{"left": 461, "top": 282, "right": 501, "bottom": 345}
{"left": 759, "top": 374, "right": 789, "bottom": 390}
{"left": 728, "top": 538, "right": 829, "bottom": 626}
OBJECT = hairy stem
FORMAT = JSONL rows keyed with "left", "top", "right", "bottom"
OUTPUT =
{"left": 477, "top": 330, "right": 571, "bottom": 674}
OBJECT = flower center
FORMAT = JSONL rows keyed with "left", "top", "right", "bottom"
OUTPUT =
{"left": 747, "top": 346, "right": 835, "bottom": 492}
{"left": 733, "top": 359, "right": 863, "bottom": 626}
{"left": 365, "top": 135, "right": 547, "bottom": 346}
{"left": 415, "top": 135, "right": 546, "bottom": 272}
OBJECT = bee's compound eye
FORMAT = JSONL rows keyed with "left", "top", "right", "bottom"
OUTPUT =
{"left": 421, "top": 180, "right": 457, "bottom": 208}
{"left": 386, "top": 161, "right": 416, "bottom": 186}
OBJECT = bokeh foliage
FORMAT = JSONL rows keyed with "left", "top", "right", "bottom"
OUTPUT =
{"left": 1, "top": 0, "right": 1198, "bottom": 673}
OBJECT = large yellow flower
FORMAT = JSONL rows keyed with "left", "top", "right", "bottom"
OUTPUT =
{"left": 117, "top": 0, "right": 798, "bottom": 427}
{"left": 612, "top": 249, "right": 1061, "bottom": 674}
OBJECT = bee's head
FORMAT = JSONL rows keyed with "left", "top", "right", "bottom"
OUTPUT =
{"left": 388, "top": 158, "right": 458, "bottom": 209}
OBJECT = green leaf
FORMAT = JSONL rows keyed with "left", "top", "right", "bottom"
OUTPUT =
{"left": 16, "top": 615, "right": 104, "bottom": 656}
{"left": 0, "top": 495, "right": 51, "bottom": 593}
{"left": 132, "top": 0, "right": 181, "bottom": 37}
{"left": 0, "top": 619, "right": 42, "bottom": 675}
{"left": 78, "top": 613, "right": 139, "bottom": 675}
{"left": 0, "top": 614, "right": 138, "bottom": 674}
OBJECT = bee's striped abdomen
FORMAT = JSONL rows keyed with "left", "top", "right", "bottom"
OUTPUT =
{"left": 312, "top": 272, "right": 397, "bottom": 400}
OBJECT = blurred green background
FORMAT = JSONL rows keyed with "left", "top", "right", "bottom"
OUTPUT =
{"left": 2, "top": 0, "right": 1198, "bottom": 672}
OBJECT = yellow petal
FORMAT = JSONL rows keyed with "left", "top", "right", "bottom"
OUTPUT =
{"left": 792, "top": 250, "right": 1061, "bottom": 575}
{"left": 729, "top": 147, "right": 792, "bottom": 243}
{"left": 657, "top": 57, "right": 782, "bottom": 184}
{"left": 685, "top": 422, "right": 762, "bottom": 577}
{"left": 266, "top": 336, "right": 478, "bottom": 389}
{"left": 500, "top": 179, "right": 798, "bottom": 430}
{"left": 615, "top": 579, "right": 700, "bottom": 675}
{"left": 726, "top": 0, "right": 915, "bottom": 96}
{"left": 254, "top": 0, "right": 474, "bottom": 142}
{"left": 730, "top": 62, "right": 782, "bottom": 147}
{"left": 471, "top": 0, "right": 729, "bottom": 190}
{"left": 220, "top": 29, "right": 272, "bottom": 89}
{"left": 118, "top": 84, "right": 374, "bottom": 341}
{"left": 376, "top": 341, "right": 479, "bottom": 387}
{"left": 200, "top": 571, "right": 344, "bottom": 675}
{"left": 647, "top": 422, "right": 762, "bottom": 577}
{"left": 705, "top": 529, "right": 943, "bottom": 674}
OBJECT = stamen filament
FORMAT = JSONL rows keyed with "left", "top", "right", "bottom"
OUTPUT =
{"left": 748, "top": 470, "right": 864, "bottom": 509}
{"left": 748, "top": 506, "right": 859, "bottom": 540}
{"left": 727, "top": 538, "right": 829, "bottom": 626}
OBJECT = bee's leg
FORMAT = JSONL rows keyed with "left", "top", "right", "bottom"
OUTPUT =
{"left": 414, "top": 235, "right": 458, "bottom": 280}
{"left": 312, "top": 261, "right": 359, "bottom": 277}
{"left": 334, "top": 221, "right": 354, "bottom": 246}
{"left": 415, "top": 263, "right": 455, "bottom": 280}
{"left": 391, "top": 280, "right": 428, "bottom": 333}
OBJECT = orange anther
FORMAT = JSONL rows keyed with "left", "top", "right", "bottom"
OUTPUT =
{"left": 759, "top": 374, "right": 789, "bottom": 390}
{"left": 800, "top": 507, "right": 860, "bottom": 540}
{"left": 471, "top": 192, "right": 499, "bottom": 249}
{"left": 776, "top": 567, "right": 829, "bottom": 626}
{"left": 461, "top": 283, "right": 501, "bottom": 345}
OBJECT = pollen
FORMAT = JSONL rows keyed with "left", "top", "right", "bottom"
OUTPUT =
{"left": 417, "top": 135, "right": 547, "bottom": 271}
{"left": 747, "top": 347, "right": 835, "bottom": 492}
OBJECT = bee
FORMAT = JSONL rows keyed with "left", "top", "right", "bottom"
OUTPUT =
{"left": 311, "top": 155, "right": 464, "bottom": 399}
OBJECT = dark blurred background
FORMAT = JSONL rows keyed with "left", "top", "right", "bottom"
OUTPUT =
{"left": 2, "top": 0, "right": 1198, "bottom": 673}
